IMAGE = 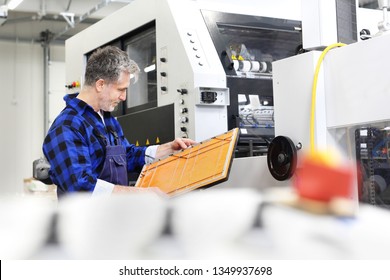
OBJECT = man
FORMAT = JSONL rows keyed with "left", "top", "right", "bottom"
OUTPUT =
{"left": 43, "top": 46, "right": 195, "bottom": 197}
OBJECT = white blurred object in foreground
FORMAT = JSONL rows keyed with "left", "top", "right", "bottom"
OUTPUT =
{"left": 171, "top": 188, "right": 262, "bottom": 259}
{"left": 0, "top": 196, "right": 54, "bottom": 259}
{"left": 57, "top": 190, "right": 167, "bottom": 259}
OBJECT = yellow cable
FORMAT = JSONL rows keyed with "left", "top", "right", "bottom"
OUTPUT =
{"left": 310, "top": 43, "right": 346, "bottom": 154}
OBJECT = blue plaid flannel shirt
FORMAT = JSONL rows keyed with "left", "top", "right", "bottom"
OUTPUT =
{"left": 42, "top": 94, "right": 146, "bottom": 194}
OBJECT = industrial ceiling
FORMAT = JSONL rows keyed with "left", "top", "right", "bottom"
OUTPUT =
{"left": 0, "top": 0, "right": 383, "bottom": 45}
{"left": 0, "top": 0, "right": 133, "bottom": 44}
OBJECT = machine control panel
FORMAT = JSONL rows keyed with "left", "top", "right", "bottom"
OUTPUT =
{"left": 184, "top": 29, "right": 207, "bottom": 69}
{"left": 177, "top": 88, "right": 188, "bottom": 95}
{"left": 201, "top": 91, "right": 217, "bottom": 103}
{"left": 177, "top": 87, "right": 190, "bottom": 137}
{"left": 195, "top": 87, "right": 229, "bottom": 106}
{"left": 159, "top": 46, "right": 168, "bottom": 95}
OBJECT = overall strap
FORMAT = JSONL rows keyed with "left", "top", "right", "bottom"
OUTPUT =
{"left": 83, "top": 114, "right": 109, "bottom": 146}
{"left": 107, "top": 126, "right": 120, "bottom": 145}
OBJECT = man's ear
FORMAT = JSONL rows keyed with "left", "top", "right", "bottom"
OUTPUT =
{"left": 95, "top": 79, "right": 105, "bottom": 92}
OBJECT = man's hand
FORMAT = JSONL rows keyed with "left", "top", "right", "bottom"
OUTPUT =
{"left": 155, "top": 137, "right": 197, "bottom": 159}
{"left": 170, "top": 137, "right": 197, "bottom": 150}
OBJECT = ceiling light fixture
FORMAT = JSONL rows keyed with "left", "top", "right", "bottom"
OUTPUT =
{"left": 8, "top": 0, "right": 24, "bottom": 10}
{"left": 0, "top": 5, "right": 7, "bottom": 26}
{"left": 144, "top": 64, "right": 156, "bottom": 73}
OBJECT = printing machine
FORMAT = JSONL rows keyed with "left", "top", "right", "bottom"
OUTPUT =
{"left": 65, "top": 0, "right": 302, "bottom": 159}
{"left": 66, "top": 0, "right": 390, "bottom": 200}
{"left": 270, "top": 0, "right": 390, "bottom": 208}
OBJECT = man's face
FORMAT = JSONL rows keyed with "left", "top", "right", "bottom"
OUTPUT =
{"left": 99, "top": 72, "right": 130, "bottom": 112}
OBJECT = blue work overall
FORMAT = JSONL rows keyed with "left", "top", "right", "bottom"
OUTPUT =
{"left": 97, "top": 127, "right": 128, "bottom": 186}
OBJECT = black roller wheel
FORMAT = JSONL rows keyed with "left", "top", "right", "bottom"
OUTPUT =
{"left": 267, "top": 136, "right": 297, "bottom": 181}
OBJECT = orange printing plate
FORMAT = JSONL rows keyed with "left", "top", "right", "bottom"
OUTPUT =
{"left": 135, "top": 128, "right": 239, "bottom": 197}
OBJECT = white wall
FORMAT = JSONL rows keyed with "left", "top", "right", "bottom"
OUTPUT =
{"left": 48, "top": 61, "right": 66, "bottom": 128}
{"left": 0, "top": 40, "right": 65, "bottom": 195}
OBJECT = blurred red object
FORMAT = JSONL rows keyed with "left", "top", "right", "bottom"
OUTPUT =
{"left": 293, "top": 155, "right": 354, "bottom": 202}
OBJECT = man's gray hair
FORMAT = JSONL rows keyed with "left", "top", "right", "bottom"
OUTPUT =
{"left": 84, "top": 45, "right": 139, "bottom": 86}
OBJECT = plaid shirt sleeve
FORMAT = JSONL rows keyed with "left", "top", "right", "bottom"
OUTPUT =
{"left": 43, "top": 122, "right": 100, "bottom": 193}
